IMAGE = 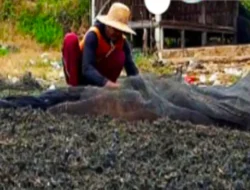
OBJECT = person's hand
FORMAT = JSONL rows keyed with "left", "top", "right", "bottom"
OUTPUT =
{"left": 104, "top": 80, "right": 120, "bottom": 89}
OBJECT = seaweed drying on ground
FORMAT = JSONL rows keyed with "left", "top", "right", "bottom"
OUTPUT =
{"left": 0, "top": 72, "right": 48, "bottom": 98}
{"left": 1, "top": 72, "right": 250, "bottom": 129}
{"left": 49, "top": 72, "right": 250, "bottom": 130}
{"left": 0, "top": 72, "right": 43, "bottom": 90}
{"left": 0, "top": 108, "right": 250, "bottom": 189}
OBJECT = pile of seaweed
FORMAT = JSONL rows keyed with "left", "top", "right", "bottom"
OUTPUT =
{"left": 1, "top": 72, "right": 250, "bottom": 129}
{"left": 0, "top": 108, "right": 250, "bottom": 189}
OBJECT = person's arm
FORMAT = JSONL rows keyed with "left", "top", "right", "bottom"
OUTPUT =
{"left": 82, "top": 32, "right": 108, "bottom": 86}
{"left": 123, "top": 40, "right": 139, "bottom": 76}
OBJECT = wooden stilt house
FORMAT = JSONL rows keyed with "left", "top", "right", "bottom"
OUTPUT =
{"left": 91, "top": 0, "right": 239, "bottom": 49}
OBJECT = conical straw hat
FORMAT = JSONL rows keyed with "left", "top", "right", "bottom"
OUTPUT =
{"left": 96, "top": 2, "right": 136, "bottom": 35}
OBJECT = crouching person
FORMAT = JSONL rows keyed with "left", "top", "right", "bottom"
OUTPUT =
{"left": 62, "top": 2, "right": 139, "bottom": 88}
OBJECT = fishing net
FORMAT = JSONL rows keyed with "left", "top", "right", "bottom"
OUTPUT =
{"left": 1, "top": 72, "right": 250, "bottom": 129}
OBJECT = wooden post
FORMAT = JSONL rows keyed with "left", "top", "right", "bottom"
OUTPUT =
{"left": 202, "top": 32, "right": 207, "bottom": 46}
{"left": 181, "top": 30, "right": 185, "bottom": 48}
{"left": 201, "top": 1, "right": 207, "bottom": 46}
{"left": 160, "top": 27, "right": 164, "bottom": 50}
{"left": 222, "top": 33, "right": 225, "bottom": 44}
{"left": 142, "top": 28, "right": 148, "bottom": 55}
{"left": 233, "top": 0, "right": 239, "bottom": 44}
{"left": 149, "top": 14, "right": 154, "bottom": 53}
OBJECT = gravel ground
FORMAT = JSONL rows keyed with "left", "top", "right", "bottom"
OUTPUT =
{"left": 0, "top": 108, "right": 250, "bottom": 190}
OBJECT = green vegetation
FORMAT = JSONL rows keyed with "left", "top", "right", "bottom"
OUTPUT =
{"left": 0, "top": 47, "right": 9, "bottom": 57}
{"left": 0, "top": 0, "right": 90, "bottom": 49}
{"left": 241, "top": 0, "right": 250, "bottom": 10}
{"left": 17, "top": 11, "right": 64, "bottom": 48}
{"left": 134, "top": 52, "right": 174, "bottom": 76}
{"left": 0, "top": 0, "right": 16, "bottom": 20}
{"left": 0, "top": 0, "right": 250, "bottom": 49}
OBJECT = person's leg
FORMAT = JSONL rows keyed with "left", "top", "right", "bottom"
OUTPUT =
{"left": 62, "top": 32, "right": 81, "bottom": 86}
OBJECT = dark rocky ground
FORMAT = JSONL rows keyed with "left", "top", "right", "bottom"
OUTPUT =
{"left": 0, "top": 107, "right": 250, "bottom": 190}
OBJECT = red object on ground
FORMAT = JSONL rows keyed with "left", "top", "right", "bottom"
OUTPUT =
{"left": 184, "top": 75, "right": 197, "bottom": 84}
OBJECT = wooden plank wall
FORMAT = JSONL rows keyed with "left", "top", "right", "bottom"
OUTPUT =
{"left": 205, "top": 1, "right": 236, "bottom": 27}
{"left": 162, "top": 0, "right": 201, "bottom": 23}
{"left": 95, "top": 0, "right": 238, "bottom": 27}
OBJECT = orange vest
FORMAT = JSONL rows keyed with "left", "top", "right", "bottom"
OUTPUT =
{"left": 79, "top": 26, "right": 126, "bottom": 63}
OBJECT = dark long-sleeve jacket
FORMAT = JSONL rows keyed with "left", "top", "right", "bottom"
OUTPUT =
{"left": 81, "top": 21, "right": 139, "bottom": 86}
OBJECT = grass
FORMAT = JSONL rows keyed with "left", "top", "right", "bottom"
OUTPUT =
{"left": 134, "top": 52, "right": 174, "bottom": 76}
{"left": 0, "top": 47, "right": 9, "bottom": 57}
{"left": 0, "top": 45, "right": 62, "bottom": 82}
{"left": 0, "top": 0, "right": 90, "bottom": 50}
{"left": 17, "top": 11, "right": 64, "bottom": 49}
{"left": 0, "top": 17, "right": 63, "bottom": 83}
{"left": 0, "top": 0, "right": 250, "bottom": 50}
